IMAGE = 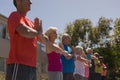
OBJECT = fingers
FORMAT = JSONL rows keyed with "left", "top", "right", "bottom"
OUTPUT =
{"left": 34, "top": 17, "right": 40, "bottom": 27}
{"left": 34, "top": 17, "right": 43, "bottom": 34}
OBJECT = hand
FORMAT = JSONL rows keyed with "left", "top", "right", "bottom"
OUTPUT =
{"left": 64, "top": 51, "right": 73, "bottom": 60}
{"left": 71, "top": 46, "right": 75, "bottom": 53}
{"left": 34, "top": 17, "right": 42, "bottom": 34}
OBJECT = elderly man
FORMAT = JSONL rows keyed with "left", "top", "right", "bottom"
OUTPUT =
{"left": 6, "top": 0, "right": 42, "bottom": 80}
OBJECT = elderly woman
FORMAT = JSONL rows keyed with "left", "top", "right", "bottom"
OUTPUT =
{"left": 74, "top": 46, "right": 90, "bottom": 80}
{"left": 59, "top": 33, "right": 75, "bottom": 80}
{"left": 40, "top": 27, "right": 71, "bottom": 80}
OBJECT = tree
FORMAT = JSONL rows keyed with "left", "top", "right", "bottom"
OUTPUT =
{"left": 98, "top": 17, "right": 113, "bottom": 38}
{"left": 97, "top": 17, "right": 113, "bottom": 47}
{"left": 65, "top": 18, "right": 92, "bottom": 46}
{"left": 114, "top": 18, "right": 120, "bottom": 44}
{"left": 64, "top": 17, "right": 120, "bottom": 80}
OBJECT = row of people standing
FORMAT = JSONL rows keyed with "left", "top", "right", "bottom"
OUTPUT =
{"left": 40, "top": 28, "right": 74, "bottom": 80}
{"left": 6, "top": 0, "right": 107, "bottom": 80}
{"left": 43, "top": 29, "right": 107, "bottom": 80}
{"left": 43, "top": 27, "right": 108, "bottom": 80}
{"left": 85, "top": 48, "right": 107, "bottom": 80}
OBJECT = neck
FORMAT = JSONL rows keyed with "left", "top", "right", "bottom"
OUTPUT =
{"left": 49, "top": 40, "right": 55, "bottom": 43}
{"left": 17, "top": 9, "right": 27, "bottom": 16}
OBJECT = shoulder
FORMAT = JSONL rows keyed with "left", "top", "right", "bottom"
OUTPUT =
{"left": 59, "top": 42, "right": 64, "bottom": 49}
{"left": 9, "top": 11, "right": 20, "bottom": 18}
{"left": 8, "top": 11, "right": 23, "bottom": 22}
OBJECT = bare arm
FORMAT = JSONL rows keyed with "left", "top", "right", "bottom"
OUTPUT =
{"left": 77, "top": 56, "right": 90, "bottom": 63}
{"left": 16, "top": 24, "right": 39, "bottom": 38}
{"left": 38, "top": 35, "right": 72, "bottom": 58}
{"left": 59, "top": 43, "right": 74, "bottom": 59}
{"left": 47, "top": 42, "right": 68, "bottom": 57}
{"left": 16, "top": 18, "right": 42, "bottom": 38}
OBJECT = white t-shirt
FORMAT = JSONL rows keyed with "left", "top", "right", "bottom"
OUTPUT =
{"left": 74, "top": 55, "right": 85, "bottom": 77}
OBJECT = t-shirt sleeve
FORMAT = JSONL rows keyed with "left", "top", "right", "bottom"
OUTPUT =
{"left": 8, "top": 12, "right": 23, "bottom": 35}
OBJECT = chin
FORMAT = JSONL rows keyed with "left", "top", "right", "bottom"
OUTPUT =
{"left": 28, "top": 8, "right": 31, "bottom": 11}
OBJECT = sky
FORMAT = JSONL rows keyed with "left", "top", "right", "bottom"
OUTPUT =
{"left": 0, "top": 0, "right": 120, "bottom": 33}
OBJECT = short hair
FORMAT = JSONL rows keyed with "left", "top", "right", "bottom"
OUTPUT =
{"left": 13, "top": 0, "right": 17, "bottom": 7}
{"left": 75, "top": 45, "right": 83, "bottom": 52}
{"left": 44, "top": 27, "right": 57, "bottom": 39}
{"left": 61, "top": 33, "right": 71, "bottom": 42}
{"left": 94, "top": 52, "right": 99, "bottom": 57}
{"left": 86, "top": 48, "right": 92, "bottom": 53}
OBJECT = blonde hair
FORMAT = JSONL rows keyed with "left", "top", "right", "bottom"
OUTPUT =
{"left": 44, "top": 27, "right": 57, "bottom": 39}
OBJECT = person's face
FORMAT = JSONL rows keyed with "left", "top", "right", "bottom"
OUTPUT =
{"left": 50, "top": 31, "right": 57, "bottom": 40}
{"left": 63, "top": 36, "right": 71, "bottom": 45}
{"left": 78, "top": 49, "right": 82, "bottom": 55}
{"left": 22, "top": 0, "right": 32, "bottom": 11}
{"left": 17, "top": 0, "right": 32, "bottom": 12}
{"left": 88, "top": 49, "right": 93, "bottom": 54}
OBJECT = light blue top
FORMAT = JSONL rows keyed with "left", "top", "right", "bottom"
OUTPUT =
{"left": 61, "top": 44, "right": 75, "bottom": 73}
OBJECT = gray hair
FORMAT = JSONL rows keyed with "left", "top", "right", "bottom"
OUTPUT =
{"left": 61, "top": 33, "right": 71, "bottom": 42}
{"left": 75, "top": 45, "right": 83, "bottom": 52}
{"left": 86, "top": 48, "right": 92, "bottom": 53}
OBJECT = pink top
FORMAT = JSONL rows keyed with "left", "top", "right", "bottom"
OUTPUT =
{"left": 85, "top": 66, "right": 89, "bottom": 78}
{"left": 47, "top": 51, "right": 62, "bottom": 72}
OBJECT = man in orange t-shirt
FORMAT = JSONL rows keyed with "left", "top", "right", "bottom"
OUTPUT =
{"left": 6, "top": 0, "right": 42, "bottom": 80}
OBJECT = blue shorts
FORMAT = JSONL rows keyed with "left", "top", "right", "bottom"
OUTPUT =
{"left": 5, "top": 64, "right": 36, "bottom": 80}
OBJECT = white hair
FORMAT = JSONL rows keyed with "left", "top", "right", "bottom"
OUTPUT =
{"left": 75, "top": 45, "right": 83, "bottom": 52}
{"left": 86, "top": 48, "right": 92, "bottom": 53}
{"left": 61, "top": 33, "right": 71, "bottom": 42}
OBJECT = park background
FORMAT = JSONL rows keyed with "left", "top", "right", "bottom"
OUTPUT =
{"left": 0, "top": 0, "right": 120, "bottom": 80}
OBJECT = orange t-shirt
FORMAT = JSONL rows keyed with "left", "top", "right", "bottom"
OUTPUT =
{"left": 7, "top": 11, "right": 38, "bottom": 67}
{"left": 102, "top": 63, "right": 107, "bottom": 76}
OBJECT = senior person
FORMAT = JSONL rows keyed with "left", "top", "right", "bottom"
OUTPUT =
{"left": 6, "top": 0, "right": 42, "bottom": 80}
{"left": 59, "top": 33, "right": 75, "bottom": 80}
{"left": 40, "top": 27, "right": 71, "bottom": 80}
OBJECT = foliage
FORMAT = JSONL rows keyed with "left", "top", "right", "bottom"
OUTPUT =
{"left": 64, "top": 17, "right": 120, "bottom": 80}
{"left": 94, "top": 44, "right": 120, "bottom": 80}
{"left": 98, "top": 17, "right": 113, "bottom": 38}
{"left": 65, "top": 18, "right": 92, "bottom": 46}
{"left": 114, "top": 18, "right": 120, "bottom": 44}
{"left": 114, "top": 18, "right": 120, "bottom": 36}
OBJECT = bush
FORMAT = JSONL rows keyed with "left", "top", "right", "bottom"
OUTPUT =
{"left": 94, "top": 45, "right": 120, "bottom": 80}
